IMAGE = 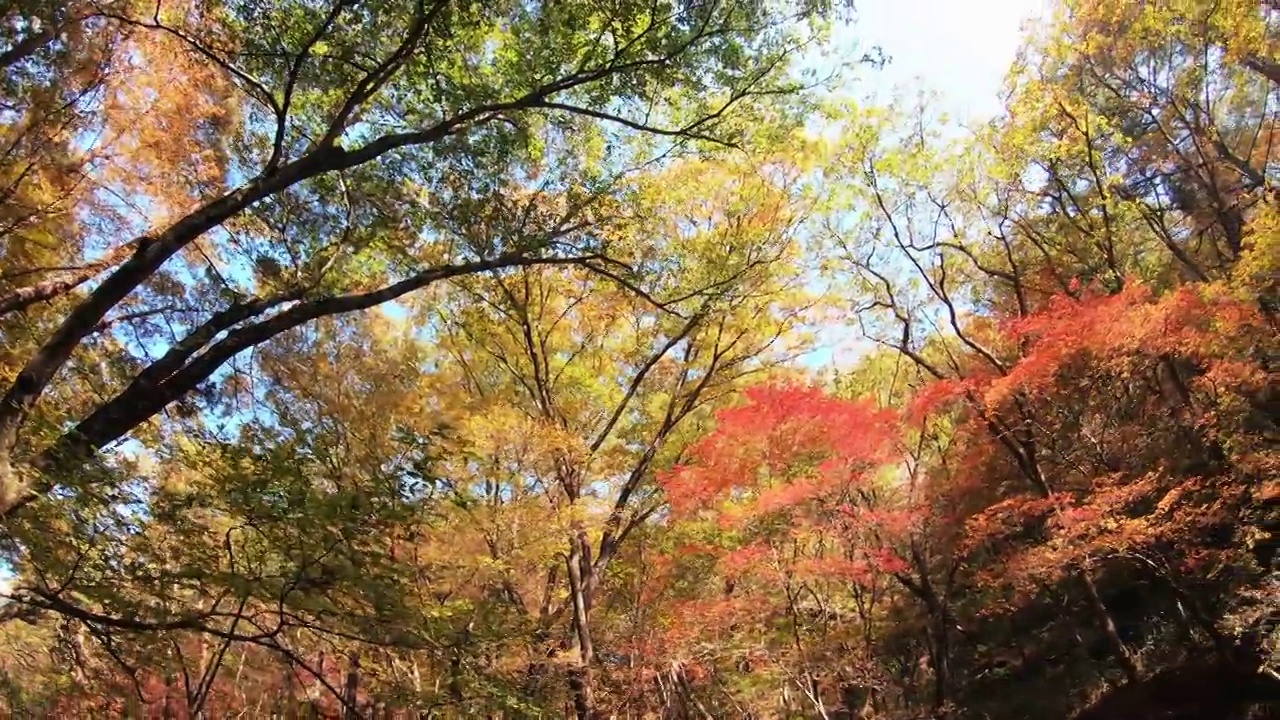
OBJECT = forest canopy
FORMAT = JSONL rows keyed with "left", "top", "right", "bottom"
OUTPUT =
{"left": 0, "top": 0, "right": 1276, "bottom": 718}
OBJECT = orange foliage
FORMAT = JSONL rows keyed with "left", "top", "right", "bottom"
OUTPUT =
{"left": 660, "top": 382, "right": 898, "bottom": 519}
{"left": 984, "top": 280, "right": 1269, "bottom": 409}
{"left": 639, "top": 383, "right": 910, "bottom": 686}
{"left": 100, "top": 2, "right": 238, "bottom": 223}
{"left": 912, "top": 277, "right": 1274, "bottom": 597}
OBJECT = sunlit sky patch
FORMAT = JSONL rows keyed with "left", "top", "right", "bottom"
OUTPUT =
{"left": 800, "top": 0, "right": 1049, "bottom": 369}
{"left": 847, "top": 0, "right": 1049, "bottom": 122}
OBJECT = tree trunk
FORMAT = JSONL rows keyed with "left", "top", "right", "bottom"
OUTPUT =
{"left": 1078, "top": 567, "right": 1141, "bottom": 684}
{"left": 568, "top": 666, "right": 595, "bottom": 720}
{"left": 566, "top": 532, "right": 596, "bottom": 719}
{"left": 893, "top": 546, "right": 955, "bottom": 714}
{"left": 927, "top": 612, "right": 952, "bottom": 714}
{"left": 342, "top": 652, "right": 361, "bottom": 720}
{"left": 1245, "top": 55, "right": 1280, "bottom": 85}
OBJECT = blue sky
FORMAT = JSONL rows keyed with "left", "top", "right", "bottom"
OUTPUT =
{"left": 844, "top": 0, "right": 1049, "bottom": 122}
{"left": 800, "top": 0, "right": 1049, "bottom": 368}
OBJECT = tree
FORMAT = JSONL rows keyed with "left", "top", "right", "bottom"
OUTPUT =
{"left": 651, "top": 382, "right": 901, "bottom": 717}
{"left": 0, "top": 5, "right": 843, "bottom": 706}
{"left": 0, "top": 0, "right": 842, "bottom": 520}
{"left": 420, "top": 145, "right": 821, "bottom": 716}
{"left": 2, "top": 310, "right": 465, "bottom": 715}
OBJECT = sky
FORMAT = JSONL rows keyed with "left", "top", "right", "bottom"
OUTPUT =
{"left": 843, "top": 0, "right": 1051, "bottom": 123}
{"left": 799, "top": 0, "right": 1051, "bottom": 368}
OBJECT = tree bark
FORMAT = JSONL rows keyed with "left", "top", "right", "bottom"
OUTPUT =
{"left": 927, "top": 606, "right": 952, "bottom": 712}
{"left": 1078, "top": 567, "right": 1142, "bottom": 684}
{"left": 892, "top": 545, "right": 957, "bottom": 714}
{"left": 566, "top": 532, "right": 596, "bottom": 719}
{"left": 1245, "top": 55, "right": 1280, "bottom": 85}
{"left": 0, "top": 241, "right": 139, "bottom": 319}
{"left": 343, "top": 652, "right": 361, "bottom": 720}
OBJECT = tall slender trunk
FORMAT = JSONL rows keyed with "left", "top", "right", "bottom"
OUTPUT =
{"left": 914, "top": 570, "right": 952, "bottom": 711}
{"left": 1078, "top": 567, "right": 1141, "bottom": 684}
{"left": 567, "top": 666, "right": 594, "bottom": 720}
{"left": 343, "top": 652, "right": 361, "bottom": 719}
{"left": 894, "top": 543, "right": 956, "bottom": 714}
{"left": 1000, "top": 404, "right": 1141, "bottom": 686}
{"left": 928, "top": 610, "right": 952, "bottom": 713}
{"left": 566, "top": 531, "right": 596, "bottom": 719}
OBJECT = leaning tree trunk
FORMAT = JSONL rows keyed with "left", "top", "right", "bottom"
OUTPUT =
{"left": 1079, "top": 567, "right": 1142, "bottom": 684}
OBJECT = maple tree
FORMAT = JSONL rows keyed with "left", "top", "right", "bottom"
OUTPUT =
{"left": 650, "top": 383, "right": 901, "bottom": 717}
